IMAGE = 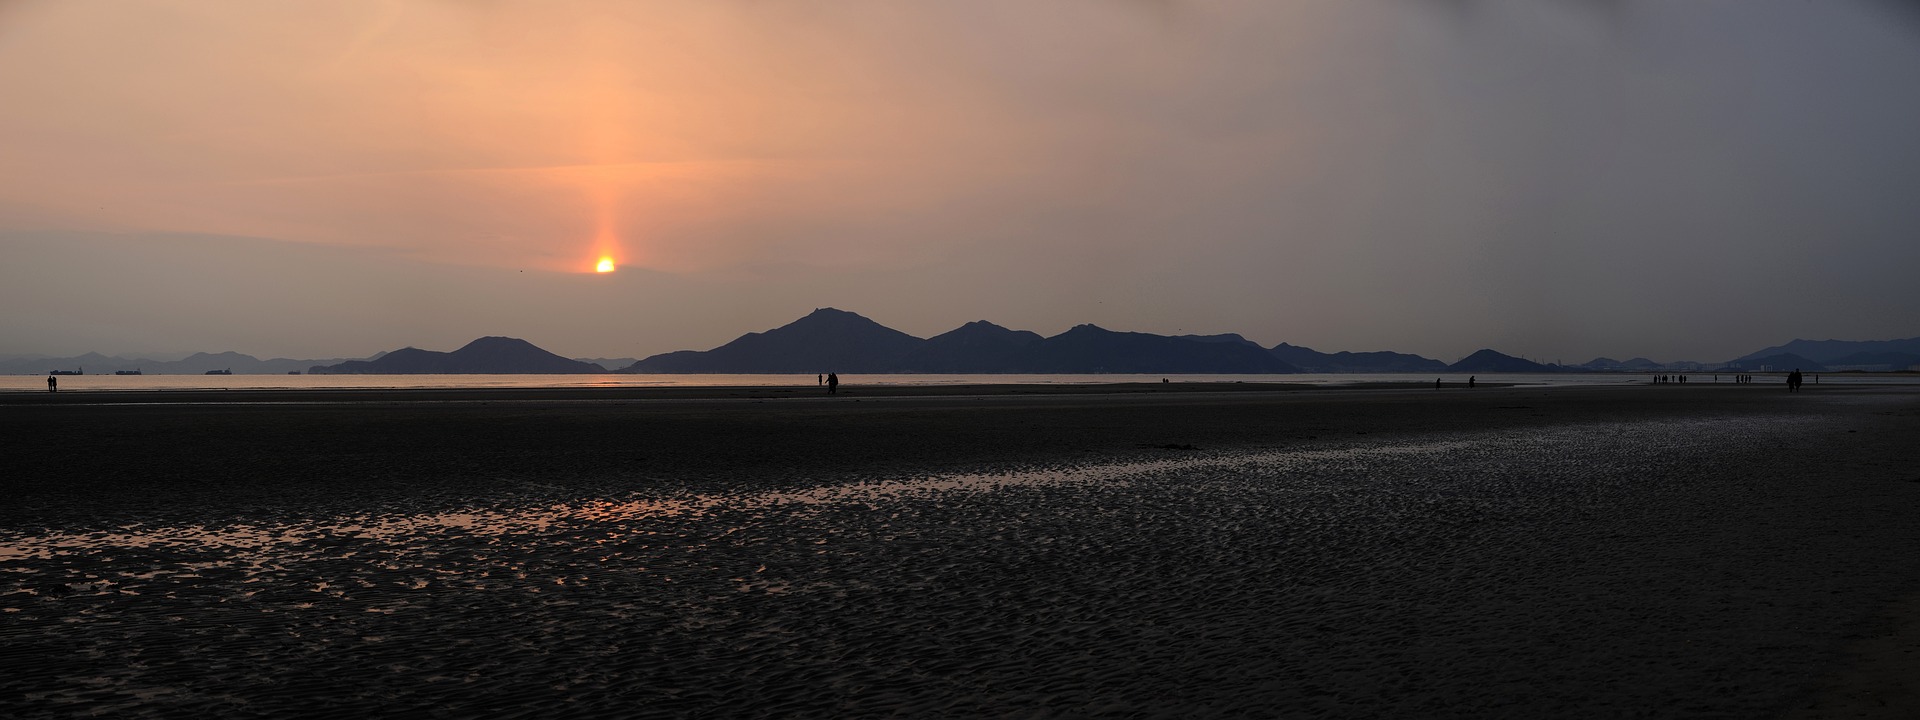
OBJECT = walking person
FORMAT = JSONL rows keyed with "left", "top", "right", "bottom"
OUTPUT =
{"left": 827, "top": 372, "right": 839, "bottom": 395}
{"left": 47, "top": 374, "right": 56, "bottom": 393}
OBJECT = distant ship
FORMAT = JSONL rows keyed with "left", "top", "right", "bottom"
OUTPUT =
{"left": 115, "top": 369, "right": 142, "bottom": 376}
{"left": 287, "top": 370, "right": 301, "bottom": 375}
{"left": 205, "top": 368, "right": 232, "bottom": 375}
{"left": 50, "top": 368, "right": 82, "bottom": 376}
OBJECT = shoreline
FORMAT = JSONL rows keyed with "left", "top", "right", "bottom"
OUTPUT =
{"left": 8, "top": 371, "right": 1915, "bottom": 398}
{"left": 1, "top": 380, "right": 1332, "bottom": 405}
{"left": 0, "top": 376, "right": 1864, "bottom": 406}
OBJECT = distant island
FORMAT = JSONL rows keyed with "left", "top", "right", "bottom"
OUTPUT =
{"left": 8, "top": 310, "right": 1916, "bottom": 375}
{"left": 309, "top": 337, "right": 605, "bottom": 374}
{"left": 612, "top": 308, "right": 1919, "bottom": 375}
{"left": 624, "top": 309, "right": 1299, "bottom": 374}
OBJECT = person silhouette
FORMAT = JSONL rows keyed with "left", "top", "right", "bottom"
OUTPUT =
{"left": 827, "top": 372, "right": 839, "bottom": 395}
{"left": 47, "top": 374, "right": 56, "bottom": 393}
{"left": 1435, "top": 378, "right": 1441, "bottom": 390}
{"left": 1468, "top": 376, "right": 1475, "bottom": 389}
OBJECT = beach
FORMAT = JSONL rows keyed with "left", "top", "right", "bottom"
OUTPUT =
{"left": 3, "top": 382, "right": 1918, "bottom": 717}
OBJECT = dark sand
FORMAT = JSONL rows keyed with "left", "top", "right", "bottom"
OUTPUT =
{"left": 3, "top": 382, "right": 1918, "bottom": 718}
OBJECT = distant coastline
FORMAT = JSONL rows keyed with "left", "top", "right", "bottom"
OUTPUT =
{"left": 7, "top": 308, "right": 1917, "bottom": 376}
{"left": 5, "top": 371, "right": 1919, "bottom": 397}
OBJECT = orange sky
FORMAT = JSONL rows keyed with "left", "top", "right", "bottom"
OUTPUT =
{"left": 3, "top": 1, "right": 1918, "bottom": 361}
{"left": 0, "top": 0, "right": 1137, "bottom": 273}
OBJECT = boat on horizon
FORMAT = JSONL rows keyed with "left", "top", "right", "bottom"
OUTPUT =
{"left": 205, "top": 368, "right": 232, "bottom": 375}
{"left": 115, "top": 369, "right": 142, "bottom": 375}
{"left": 50, "top": 368, "right": 82, "bottom": 376}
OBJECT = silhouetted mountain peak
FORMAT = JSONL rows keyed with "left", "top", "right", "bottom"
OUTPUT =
{"left": 1447, "top": 349, "right": 1554, "bottom": 373}
{"left": 893, "top": 320, "right": 1045, "bottom": 372}
{"left": 627, "top": 309, "right": 923, "bottom": 373}
{"left": 934, "top": 321, "right": 1037, "bottom": 341}
{"left": 455, "top": 336, "right": 541, "bottom": 354}
{"left": 1178, "top": 333, "right": 1263, "bottom": 349}
{"left": 790, "top": 307, "right": 877, "bottom": 328}
{"left": 765, "top": 308, "right": 920, "bottom": 342}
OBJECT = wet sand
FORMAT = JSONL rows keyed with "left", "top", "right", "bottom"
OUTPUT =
{"left": 3, "top": 383, "right": 1918, "bottom": 717}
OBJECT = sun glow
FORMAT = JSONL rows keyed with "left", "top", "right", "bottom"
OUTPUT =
{"left": 595, "top": 257, "right": 616, "bottom": 273}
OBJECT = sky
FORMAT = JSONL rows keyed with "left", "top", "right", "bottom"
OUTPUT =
{"left": 3, "top": 0, "right": 1918, "bottom": 364}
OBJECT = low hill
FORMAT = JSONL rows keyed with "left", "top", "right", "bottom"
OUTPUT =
{"left": 311, "top": 337, "right": 604, "bottom": 374}
{"left": 1005, "top": 325, "right": 1298, "bottom": 374}
{"left": 1732, "top": 337, "right": 1920, "bottom": 365}
{"left": 1269, "top": 343, "right": 1445, "bottom": 373}
{"left": 624, "top": 308, "right": 924, "bottom": 373}
{"left": 1446, "top": 349, "right": 1555, "bottom": 373}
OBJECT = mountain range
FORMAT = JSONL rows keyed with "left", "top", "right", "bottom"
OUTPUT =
{"left": 621, "top": 309, "right": 1298, "bottom": 374}
{"left": 622, "top": 310, "right": 1914, "bottom": 375}
{"left": 9, "top": 311, "right": 1915, "bottom": 375}
{"left": 618, "top": 308, "right": 1569, "bottom": 374}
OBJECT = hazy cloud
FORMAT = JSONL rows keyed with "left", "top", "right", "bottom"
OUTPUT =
{"left": 2, "top": 0, "right": 1916, "bottom": 362}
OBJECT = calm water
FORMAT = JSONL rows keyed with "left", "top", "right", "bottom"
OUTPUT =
{"left": 5, "top": 372, "right": 1911, "bottom": 392}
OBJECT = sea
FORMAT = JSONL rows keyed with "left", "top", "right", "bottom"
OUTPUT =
{"left": 5, "top": 372, "right": 1914, "bottom": 392}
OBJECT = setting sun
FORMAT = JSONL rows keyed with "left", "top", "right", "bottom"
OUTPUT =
{"left": 595, "top": 258, "right": 615, "bottom": 273}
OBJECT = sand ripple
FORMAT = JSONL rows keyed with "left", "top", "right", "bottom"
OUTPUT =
{"left": 4, "top": 414, "right": 1918, "bottom": 718}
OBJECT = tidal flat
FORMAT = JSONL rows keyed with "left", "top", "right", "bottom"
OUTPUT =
{"left": 3, "top": 384, "right": 1917, "bottom": 718}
